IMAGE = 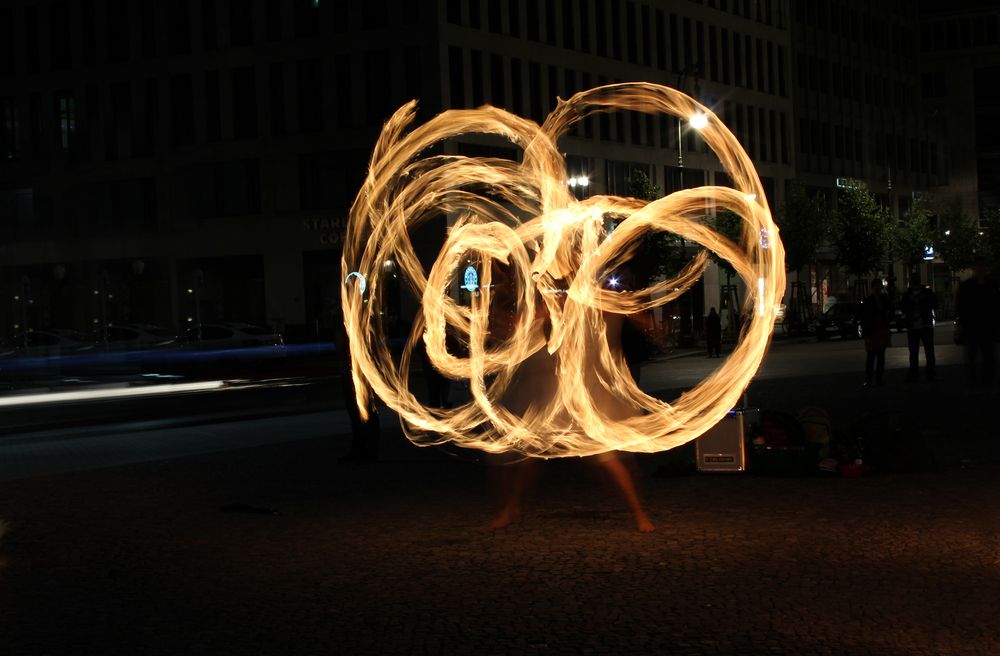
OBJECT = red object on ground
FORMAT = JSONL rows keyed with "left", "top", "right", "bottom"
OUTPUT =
{"left": 838, "top": 463, "right": 865, "bottom": 478}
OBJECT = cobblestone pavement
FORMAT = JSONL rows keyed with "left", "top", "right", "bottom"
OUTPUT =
{"left": 1, "top": 362, "right": 999, "bottom": 655}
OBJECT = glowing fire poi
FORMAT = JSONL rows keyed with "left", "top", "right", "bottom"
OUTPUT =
{"left": 342, "top": 82, "right": 785, "bottom": 458}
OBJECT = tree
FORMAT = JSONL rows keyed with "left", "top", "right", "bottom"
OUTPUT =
{"left": 776, "top": 184, "right": 832, "bottom": 328}
{"left": 834, "top": 180, "right": 893, "bottom": 286}
{"left": 892, "top": 195, "right": 936, "bottom": 269}
{"left": 936, "top": 201, "right": 981, "bottom": 276}
{"left": 710, "top": 209, "right": 743, "bottom": 281}
{"left": 980, "top": 207, "right": 1000, "bottom": 274}
{"left": 625, "top": 170, "right": 687, "bottom": 284}
{"left": 775, "top": 184, "right": 831, "bottom": 274}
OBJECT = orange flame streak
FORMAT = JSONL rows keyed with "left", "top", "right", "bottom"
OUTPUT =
{"left": 342, "top": 82, "right": 785, "bottom": 458}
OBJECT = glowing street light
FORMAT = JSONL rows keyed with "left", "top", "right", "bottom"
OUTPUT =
{"left": 689, "top": 113, "right": 709, "bottom": 130}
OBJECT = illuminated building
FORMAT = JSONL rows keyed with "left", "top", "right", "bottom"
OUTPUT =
{"left": 0, "top": 1, "right": 958, "bottom": 341}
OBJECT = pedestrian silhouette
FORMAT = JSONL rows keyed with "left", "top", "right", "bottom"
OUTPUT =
{"left": 334, "top": 308, "right": 380, "bottom": 463}
{"left": 418, "top": 335, "right": 454, "bottom": 409}
{"left": 705, "top": 307, "right": 722, "bottom": 358}
{"left": 957, "top": 257, "right": 998, "bottom": 387}
{"left": 861, "top": 278, "right": 891, "bottom": 387}
{"left": 901, "top": 272, "right": 937, "bottom": 382}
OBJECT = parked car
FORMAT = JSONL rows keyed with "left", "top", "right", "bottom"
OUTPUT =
{"left": 888, "top": 308, "right": 907, "bottom": 333}
{"left": 811, "top": 302, "right": 863, "bottom": 340}
{"left": 100, "top": 324, "right": 178, "bottom": 350}
{"left": 6, "top": 329, "right": 98, "bottom": 358}
{"left": 179, "top": 322, "right": 284, "bottom": 350}
{"left": 169, "top": 322, "right": 286, "bottom": 377}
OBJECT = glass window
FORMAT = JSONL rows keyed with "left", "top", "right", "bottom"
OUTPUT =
{"left": 266, "top": 0, "right": 282, "bottom": 41}
{"left": 230, "top": 0, "right": 254, "bottom": 46}
{"left": 269, "top": 63, "right": 285, "bottom": 135}
{"left": 205, "top": 71, "right": 221, "bottom": 141}
{"left": 167, "top": 1, "right": 191, "bottom": 55}
{"left": 56, "top": 93, "right": 76, "bottom": 153}
{"left": 294, "top": 0, "right": 320, "bottom": 36}
{"left": 491, "top": 54, "right": 506, "bottom": 108}
{"left": 170, "top": 75, "right": 195, "bottom": 146}
{"left": 50, "top": 0, "right": 72, "bottom": 70}
{"left": 232, "top": 66, "right": 258, "bottom": 138}
{"left": 449, "top": 46, "right": 465, "bottom": 107}
{"left": 335, "top": 54, "right": 352, "bottom": 128}
{"left": 297, "top": 58, "right": 323, "bottom": 132}
{"left": 203, "top": 0, "right": 218, "bottom": 50}
{"left": 365, "top": 50, "right": 390, "bottom": 122}
{"left": 107, "top": 0, "right": 130, "bottom": 62}
{"left": 362, "top": 1, "right": 388, "bottom": 28}
{"left": 0, "top": 97, "right": 18, "bottom": 160}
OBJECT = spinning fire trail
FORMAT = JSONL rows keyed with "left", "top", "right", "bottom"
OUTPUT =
{"left": 341, "top": 82, "right": 785, "bottom": 458}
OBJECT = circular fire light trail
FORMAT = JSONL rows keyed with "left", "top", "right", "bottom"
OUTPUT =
{"left": 342, "top": 82, "right": 785, "bottom": 458}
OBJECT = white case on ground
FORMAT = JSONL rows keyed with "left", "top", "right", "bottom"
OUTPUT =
{"left": 696, "top": 409, "right": 749, "bottom": 472}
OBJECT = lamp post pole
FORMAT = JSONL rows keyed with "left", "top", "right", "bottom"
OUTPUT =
{"left": 674, "top": 64, "right": 701, "bottom": 345}
{"left": 676, "top": 71, "right": 686, "bottom": 192}
{"left": 674, "top": 63, "right": 700, "bottom": 192}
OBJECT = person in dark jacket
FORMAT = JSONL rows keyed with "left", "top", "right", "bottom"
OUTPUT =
{"left": 334, "top": 308, "right": 380, "bottom": 463}
{"left": 861, "top": 278, "right": 892, "bottom": 387}
{"left": 957, "top": 258, "right": 998, "bottom": 387}
{"left": 705, "top": 307, "right": 722, "bottom": 358}
{"left": 901, "top": 272, "right": 937, "bottom": 381}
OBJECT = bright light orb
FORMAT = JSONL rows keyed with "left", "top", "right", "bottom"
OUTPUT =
{"left": 689, "top": 113, "right": 709, "bottom": 129}
{"left": 341, "top": 82, "right": 785, "bottom": 458}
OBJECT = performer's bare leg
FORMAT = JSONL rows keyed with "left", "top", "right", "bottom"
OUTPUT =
{"left": 489, "top": 459, "right": 537, "bottom": 529}
{"left": 599, "top": 455, "right": 654, "bottom": 532}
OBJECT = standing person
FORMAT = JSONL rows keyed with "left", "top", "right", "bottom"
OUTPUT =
{"left": 705, "top": 307, "right": 722, "bottom": 358}
{"left": 621, "top": 313, "right": 650, "bottom": 382}
{"left": 901, "top": 272, "right": 937, "bottom": 382}
{"left": 418, "top": 337, "right": 453, "bottom": 409}
{"left": 334, "top": 309, "right": 380, "bottom": 463}
{"left": 861, "top": 278, "right": 891, "bottom": 387}
{"left": 957, "top": 257, "right": 998, "bottom": 387}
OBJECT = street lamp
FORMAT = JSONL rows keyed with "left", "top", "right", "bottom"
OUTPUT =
{"left": 675, "top": 64, "right": 702, "bottom": 191}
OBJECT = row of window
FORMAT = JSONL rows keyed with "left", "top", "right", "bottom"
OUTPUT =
{"left": 0, "top": 178, "right": 156, "bottom": 240}
{"left": 0, "top": 149, "right": 370, "bottom": 240}
{"left": 448, "top": 0, "right": 786, "bottom": 38}
{"left": 792, "top": 0, "right": 917, "bottom": 58}
{"left": 447, "top": 47, "right": 791, "bottom": 166}
{"left": 691, "top": 0, "right": 786, "bottom": 29}
{"left": 4, "top": 148, "right": 782, "bottom": 244}
{"left": 446, "top": 0, "right": 789, "bottom": 97}
{"left": 796, "top": 55, "right": 919, "bottom": 109}
{"left": 797, "top": 117, "right": 940, "bottom": 177}
{"left": 0, "top": 48, "right": 422, "bottom": 162}
{"left": 921, "top": 13, "right": 1000, "bottom": 52}
{"left": 0, "top": 0, "right": 416, "bottom": 78}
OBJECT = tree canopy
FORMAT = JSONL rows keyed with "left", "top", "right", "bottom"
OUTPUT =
{"left": 834, "top": 180, "right": 893, "bottom": 279}
{"left": 625, "top": 170, "right": 688, "bottom": 284}
{"left": 776, "top": 184, "right": 831, "bottom": 273}
{"left": 980, "top": 207, "right": 1000, "bottom": 274}
{"left": 936, "top": 201, "right": 982, "bottom": 275}
{"left": 892, "top": 195, "right": 936, "bottom": 269}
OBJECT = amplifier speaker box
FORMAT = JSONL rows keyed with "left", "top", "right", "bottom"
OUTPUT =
{"left": 696, "top": 408, "right": 756, "bottom": 473}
